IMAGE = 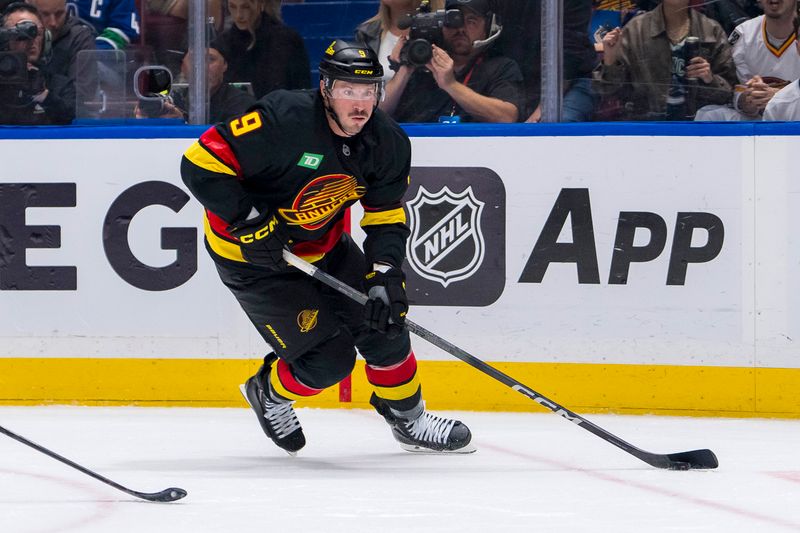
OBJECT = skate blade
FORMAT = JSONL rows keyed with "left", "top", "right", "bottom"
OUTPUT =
{"left": 239, "top": 384, "right": 298, "bottom": 458}
{"left": 238, "top": 384, "right": 251, "bottom": 406}
{"left": 398, "top": 442, "right": 477, "bottom": 454}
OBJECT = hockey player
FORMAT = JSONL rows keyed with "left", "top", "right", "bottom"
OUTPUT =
{"left": 180, "top": 40, "right": 474, "bottom": 456}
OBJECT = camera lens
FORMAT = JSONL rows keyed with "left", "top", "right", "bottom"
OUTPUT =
{"left": 406, "top": 39, "right": 433, "bottom": 66}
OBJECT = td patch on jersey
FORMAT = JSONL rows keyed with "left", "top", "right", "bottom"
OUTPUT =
{"left": 403, "top": 167, "right": 505, "bottom": 307}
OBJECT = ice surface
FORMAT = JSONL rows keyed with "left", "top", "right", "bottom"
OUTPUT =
{"left": 1, "top": 406, "right": 798, "bottom": 532}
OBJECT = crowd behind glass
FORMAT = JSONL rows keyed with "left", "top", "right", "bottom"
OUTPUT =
{"left": 0, "top": 0, "right": 796, "bottom": 126}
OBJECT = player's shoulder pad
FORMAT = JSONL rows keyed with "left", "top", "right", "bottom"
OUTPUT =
{"left": 251, "top": 89, "right": 317, "bottom": 122}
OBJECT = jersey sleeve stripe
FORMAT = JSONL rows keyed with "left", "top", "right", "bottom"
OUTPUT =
{"left": 203, "top": 213, "right": 245, "bottom": 263}
{"left": 198, "top": 126, "right": 243, "bottom": 176}
{"left": 184, "top": 141, "right": 237, "bottom": 177}
{"left": 360, "top": 207, "right": 407, "bottom": 228}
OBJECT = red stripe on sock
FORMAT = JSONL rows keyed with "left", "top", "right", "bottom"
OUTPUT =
{"left": 365, "top": 352, "right": 417, "bottom": 387}
{"left": 276, "top": 359, "right": 323, "bottom": 397}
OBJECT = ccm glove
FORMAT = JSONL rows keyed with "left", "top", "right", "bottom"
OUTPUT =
{"left": 363, "top": 263, "right": 408, "bottom": 339}
{"left": 228, "top": 211, "right": 292, "bottom": 270}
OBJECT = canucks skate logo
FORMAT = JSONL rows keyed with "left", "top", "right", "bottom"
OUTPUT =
{"left": 280, "top": 174, "right": 365, "bottom": 230}
{"left": 407, "top": 186, "right": 485, "bottom": 288}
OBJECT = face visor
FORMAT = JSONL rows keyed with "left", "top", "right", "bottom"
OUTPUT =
{"left": 328, "top": 80, "right": 381, "bottom": 102}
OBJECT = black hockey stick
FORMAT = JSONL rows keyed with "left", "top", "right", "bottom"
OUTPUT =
{"left": 283, "top": 250, "right": 719, "bottom": 470}
{"left": 0, "top": 424, "right": 187, "bottom": 502}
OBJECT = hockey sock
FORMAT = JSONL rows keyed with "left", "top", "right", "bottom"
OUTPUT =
{"left": 365, "top": 351, "right": 422, "bottom": 412}
{"left": 269, "top": 359, "right": 324, "bottom": 401}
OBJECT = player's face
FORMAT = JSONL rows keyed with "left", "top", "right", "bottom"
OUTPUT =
{"left": 443, "top": 9, "right": 487, "bottom": 57}
{"left": 760, "top": 0, "right": 795, "bottom": 19}
{"left": 322, "top": 80, "right": 377, "bottom": 136}
{"left": 3, "top": 12, "right": 44, "bottom": 63}
{"left": 228, "top": 0, "right": 259, "bottom": 30}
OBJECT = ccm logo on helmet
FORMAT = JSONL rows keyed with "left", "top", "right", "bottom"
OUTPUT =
{"left": 354, "top": 69, "right": 374, "bottom": 75}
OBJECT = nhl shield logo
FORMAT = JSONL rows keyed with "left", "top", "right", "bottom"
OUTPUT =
{"left": 407, "top": 186, "right": 485, "bottom": 288}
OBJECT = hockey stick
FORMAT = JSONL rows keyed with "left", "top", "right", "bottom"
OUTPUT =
{"left": 0, "top": 424, "right": 187, "bottom": 502}
{"left": 283, "top": 250, "right": 719, "bottom": 470}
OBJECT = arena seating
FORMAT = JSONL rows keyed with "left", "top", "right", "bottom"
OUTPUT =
{"left": 281, "top": 1, "right": 380, "bottom": 81}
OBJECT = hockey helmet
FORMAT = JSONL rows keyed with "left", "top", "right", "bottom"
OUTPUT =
{"left": 319, "top": 39, "right": 384, "bottom": 85}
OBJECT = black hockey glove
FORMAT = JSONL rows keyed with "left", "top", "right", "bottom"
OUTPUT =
{"left": 363, "top": 264, "right": 408, "bottom": 339}
{"left": 228, "top": 211, "right": 292, "bottom": 270}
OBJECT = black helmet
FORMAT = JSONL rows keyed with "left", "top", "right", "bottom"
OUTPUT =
{"left": 319, "top": 39, "right": 384, "bottom": 84}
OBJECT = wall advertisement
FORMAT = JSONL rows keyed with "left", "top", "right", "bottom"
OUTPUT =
{"left": 0, "top": 134, "right": 790, "bottom": 372}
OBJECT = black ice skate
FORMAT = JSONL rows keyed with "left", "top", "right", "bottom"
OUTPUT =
{"left": 240, "top": 356, "right": 306, "bottom": 456}
{"left": 371, "top": 394, "right": 476, "bottom": 454}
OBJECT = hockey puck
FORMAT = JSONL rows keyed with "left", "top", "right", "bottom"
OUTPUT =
{"left": 671, "top": 462, "right": 691, "bottom": 471}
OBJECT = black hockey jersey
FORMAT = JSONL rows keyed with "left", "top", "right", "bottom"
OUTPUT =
{"left": 181, "top": 89, "right": 411, "bottom": 268}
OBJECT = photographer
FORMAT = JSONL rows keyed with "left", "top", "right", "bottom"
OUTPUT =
{"left": 135, "top": 41, "right": 255, "bottom": 123}
{"left": 28, "top": 0, "right": 96, "bottom": 124}
{"left": 0, "top": 3, "right": 71, "bottom": 124}
{"left": 380, "top": 0, "right": 523, "bottom": 123}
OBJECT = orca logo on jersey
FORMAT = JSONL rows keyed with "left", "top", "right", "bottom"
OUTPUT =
{"left": 279, "top": 174, "right": 366, "bottom": 230}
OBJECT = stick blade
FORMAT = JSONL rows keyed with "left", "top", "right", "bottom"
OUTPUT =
{"left": 665, "top": 449, "right": 719, "bottom": 470}
{"left": 134, "top": 487, "right": 188, "bottom": 502}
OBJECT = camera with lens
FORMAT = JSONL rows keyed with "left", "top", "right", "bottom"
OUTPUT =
{"left": 397, "top": 0, "right": 463, "bottom": 68}
{"left": 0, "top": 19, "right": 38, "bottom": 85}
{"left": 133, "top": 65, "right": 173, "bottom": 118}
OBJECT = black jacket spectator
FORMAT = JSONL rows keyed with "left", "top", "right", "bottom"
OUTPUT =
{"left": 217, "top": 12, "right": 310, "bottom": 99}
{"left": 172, "top": 83, "right": 255, "bottom": 124}
{"left": 494, "top": 0, "right": 598, "bottom": 118}
{"left": 391, "top": 55, "right": 523, "bottom": 122}
{"left": 46, "top": 13, "right": 96, "bottom": 122}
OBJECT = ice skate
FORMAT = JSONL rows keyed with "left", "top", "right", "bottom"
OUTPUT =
{"left": 371, "top": 394, "right": 476, "bottom": 454}
{"left": 240, "top": 356, "right": 306, "bottom": 456}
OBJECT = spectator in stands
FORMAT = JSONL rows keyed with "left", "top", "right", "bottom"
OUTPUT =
{"left": 700, "top": 0, "right": 762, "bottom": 36}
{"left": 27, "top": 0, "right": 95, "bottom": 123}
{"left": 762, "top": 31, "right": 800, "bottom": 119}
{"left": 144, "top": 0, "right": 225, "bottom": 77}
{"left": 695, "top": 0, "right": 799, "bottom": 120}
{"left": 217, "top": 0, "right": 310, "bottom": 99}
{"left": 0, "top": 2, "right": 73, "bottom": 124}
{"left": 593, "top": 0, "right": 736, "bottom": 120}
{"left": 66, "top": 0, "right": 140, "bottom": 50}
{"left": 355, "top": 0, "right": 444, "bottom": 81}
{"left": 494, "top": 0, "right": 598, "bottom": 122}
{"left": 136, "top": 41, "right": 255, "bottom": 123}
{"left": 380, "top": 0, "right": 522, "bottom": 123}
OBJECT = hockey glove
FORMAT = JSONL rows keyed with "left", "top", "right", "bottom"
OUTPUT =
{"left": 363, "top": 263, "right": 408, "bottom": 339}
{"left": 228, "top": 211, "right": 292, "bottom": 270}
